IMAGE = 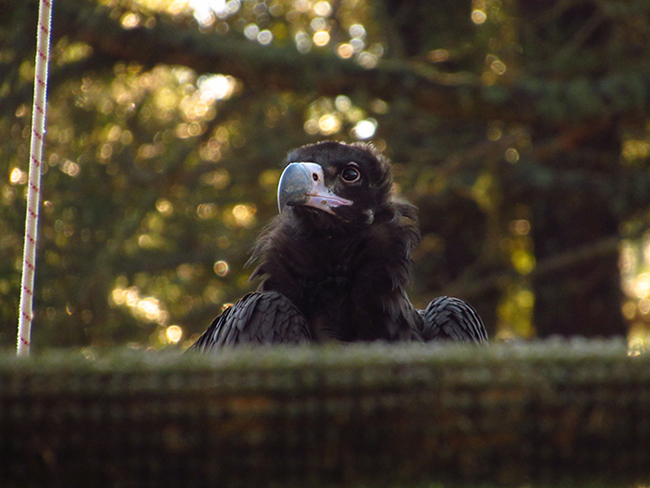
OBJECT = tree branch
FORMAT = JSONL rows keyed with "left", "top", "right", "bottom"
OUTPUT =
{"left": 440, "top": 235, "right": 621, "bottom": 300}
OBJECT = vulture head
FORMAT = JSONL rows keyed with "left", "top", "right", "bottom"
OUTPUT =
{"left": 277, "top": 141, "right": 395, "bottom": 234}
{"left": 189, "top": 141, "right": 488, "bottom": 351}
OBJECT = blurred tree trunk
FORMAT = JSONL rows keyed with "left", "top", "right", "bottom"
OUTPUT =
{"left": 517, "top": 0, "right": 627, "bottom": 336}
{"left": 527, "top": 125, "right": 626, "bottom": 337}
{"left": 381, "top": 1, "right": 504, "bottom": 334}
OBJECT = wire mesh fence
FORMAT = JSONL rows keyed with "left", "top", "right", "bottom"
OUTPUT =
{"left": 1, "top": 340, "right": 649, "bottom": 487}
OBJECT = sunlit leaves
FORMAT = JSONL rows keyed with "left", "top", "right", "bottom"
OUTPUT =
{"left": 111, "top": 285, "right": 169, "bottom": 324}
{"left": 200, "top": 169, "right": 230, "bottom": 188}
{"left": 622, "top": 139, "right": 650, "bottom": 165}
{"left": 125, "top": 0, "right": 384, "bottom": 70}
{"left": 196, "top": 203, "right": 219, "bottom": 219}
{"left": 0, "top": 43, "right": 256, "bottom": 347}
{"left": 54, "top": 41, "right": 94, "bottom": 66}
{"left": 497, "top": 284, "right": 535, "bottom": 340}
{"left": 0, "top": 0, "right": 408, "bottom": 348}
{"left": 303, "top": 95, "right": 382, "bottom": 139}
{"left": 189, "top": 0, "right": 243, "bottom": 26}
{"left": 5, "top": 0, "right": 649, "bottom": 351}
{"left": 620, "top": 235, "right": 650, "bottom": 352}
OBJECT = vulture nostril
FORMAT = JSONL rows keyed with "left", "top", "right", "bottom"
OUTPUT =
{"left": 312, "top": 173, "right": 318, "bottom": 181}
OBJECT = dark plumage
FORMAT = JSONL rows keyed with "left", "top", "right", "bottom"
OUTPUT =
{"left": 190, "top": 141, "right": 486, "bottom": 352}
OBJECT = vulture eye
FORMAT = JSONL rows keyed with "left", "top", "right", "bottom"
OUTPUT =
{"left": 341, "top": 164, "right": 361, "bottom": 183}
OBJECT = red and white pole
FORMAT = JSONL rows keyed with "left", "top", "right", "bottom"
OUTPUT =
{"left": 17, "top": 0, "right": 54, "bottom": 355}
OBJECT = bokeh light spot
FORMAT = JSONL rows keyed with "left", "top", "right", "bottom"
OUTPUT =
{"left": 353, "top": 119, "right": 377, "bottom": 139}
{"left": 472, "top": 10, "right": 487, "bottom": 24}
{"left": 313, "top": 1, "right": 332, "bottom": 17}
{"left": 505, "top": 148, "right": 520, "bottom": 163}
{"left": 213, "top": 260, "right": 229, "bottom": 277}
{"left": 120, "top": 12, "right": 141, "bottom": 30}
{"left": 156, "top": 198, "right": 173, "bottom": 216}
{"left": 337, "top": 43, "right": 353, "bottom": 59}
{"left": 257, "top": 29, "right": 273, "bottom": 45}
{"left": 313, "top": 30, "right": 331, "bottom": 47}
{"left": 318, "top": 114, "right": 341, "bottom": 135}
{"left": 9, "top": 168, "right": 27, "bottom": 185}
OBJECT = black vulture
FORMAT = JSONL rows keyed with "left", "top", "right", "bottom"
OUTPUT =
{"left": 190, "top": 141, "right": 487, "bottom": 352}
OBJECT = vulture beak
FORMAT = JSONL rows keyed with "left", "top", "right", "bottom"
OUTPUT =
{"left": 277, "top": 162, "right": 353, "bottom": 214}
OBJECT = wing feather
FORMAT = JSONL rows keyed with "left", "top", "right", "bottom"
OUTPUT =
{"left": 420, "top": 296, "right": 488, "bottom": 344}
{"left": 189, "top": 292, "right": 312, "bottom": 353}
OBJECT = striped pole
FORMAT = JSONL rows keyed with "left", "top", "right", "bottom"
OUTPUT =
{"left": 17, "top": 0, "right": 54, "bottom": 355}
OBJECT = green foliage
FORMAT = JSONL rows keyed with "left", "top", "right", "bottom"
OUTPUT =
{"left": 3, "top": 0, "right": 650, "bottom": 348}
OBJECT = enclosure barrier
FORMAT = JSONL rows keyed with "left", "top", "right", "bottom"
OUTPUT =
{"left": 1, "top": 340, "right": 649, "bottom": 487}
